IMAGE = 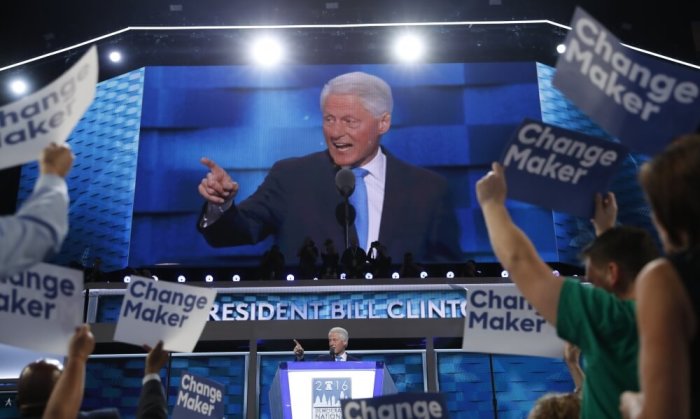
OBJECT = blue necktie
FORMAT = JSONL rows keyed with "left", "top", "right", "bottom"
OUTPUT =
{"left": 349, "top": 168, "right": 369, "bottom": 250}
{"left": 335, "top": 355, "right": 343, "bottom": 362}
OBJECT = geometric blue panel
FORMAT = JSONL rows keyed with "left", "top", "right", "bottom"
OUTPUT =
{"left": 169, "top": 354, "right": 247, "bottom": 418}
{"left": 17, "top": 69, "right": 144, "bottom": 272}
{"left": 437, "top": 352, "right": 494, "bottom": 419}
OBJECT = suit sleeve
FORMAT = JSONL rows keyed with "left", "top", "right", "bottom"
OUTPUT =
{"left": 0, "top": 174, "right": 69, "bottom": 278}
{"left": 426, "top": 179, "right": 462, "bottom": 262}
{"left": 136, "top": 379, "right": 168, "bottom": 419}
{"left": 197, "top": 161, "right": 287, "bottom": 247}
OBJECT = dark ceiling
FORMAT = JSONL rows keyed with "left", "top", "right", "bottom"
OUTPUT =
{"left": 0, "top": 0, "right": 698, "bottom": 93}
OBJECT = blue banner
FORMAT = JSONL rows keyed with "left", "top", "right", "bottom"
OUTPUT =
{"left": 553, "top": 7, "right": 700, "bottom": 155}
{"left": 500, "top": 119, "right": 628, "bottom": 218}
{"left": 172, "top": 372, "right": 225, "bottom": 419}
{"left": 341, "top": 393, "right": 449, "bottom": 419}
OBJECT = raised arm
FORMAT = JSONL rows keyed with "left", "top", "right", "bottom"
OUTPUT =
{"left": 591, "top": 192, "right": 618, "bottom": 236}
{"left": 476, "top": 162, "right": 563, "bottom": 325}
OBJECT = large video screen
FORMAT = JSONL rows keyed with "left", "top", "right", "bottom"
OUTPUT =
{"left": 21, "top": 61, "right": 634, "bottom": 272}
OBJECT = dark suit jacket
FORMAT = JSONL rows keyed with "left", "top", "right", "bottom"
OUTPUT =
{"left": 136, "top": 379, "right": 167, "bottom": 419}
{"left": 314, "top": 353, "right": 362, "bottom": 362}
{"left": 198, "top": 149, "right": 462, "bottom": 264}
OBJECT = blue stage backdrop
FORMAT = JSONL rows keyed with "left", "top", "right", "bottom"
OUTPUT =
{"left": 17, "top": 62, "right": 653, "bottom": 271}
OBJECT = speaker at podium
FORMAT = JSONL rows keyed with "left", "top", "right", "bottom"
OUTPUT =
{"left": 269, "top": 361, "right": 397, "bottom": 419}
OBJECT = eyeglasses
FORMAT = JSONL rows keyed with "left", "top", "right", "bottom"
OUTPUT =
{"left": 323, "top": 115, "right": 361, "bottom": 129}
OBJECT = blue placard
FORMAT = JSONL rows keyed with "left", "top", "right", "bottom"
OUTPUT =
{"left": 172, "top": 372, "right": 225, "bottom": 419}
{"left": 553, "top": 7, "right": 700, "bottom": 155}
{"left": 341, "top": 393, "right": 450, "bottom": 419}
{"left": 499, "top": 119, "right": 628, "bottom": 218}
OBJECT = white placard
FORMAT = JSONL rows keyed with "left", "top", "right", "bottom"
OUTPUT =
{"left": 0, "top": 45, "right": 98, "bottom": 170}
{"left": 0, "top": 263, "right": 83, "bottom": 355}
{"left": 462, "top": 284, "right": 563, "bottom": 358}
{"left": 114, "top": 277, "right": 216, "bottom": 352}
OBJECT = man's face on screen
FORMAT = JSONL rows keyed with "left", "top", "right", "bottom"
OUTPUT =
{"left": 322, "top": 94, "right": 390, "bottom": 168}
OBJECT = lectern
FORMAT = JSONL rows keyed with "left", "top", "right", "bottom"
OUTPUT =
{"left": 269, "top": 361, "right": 397, "bottom": 419}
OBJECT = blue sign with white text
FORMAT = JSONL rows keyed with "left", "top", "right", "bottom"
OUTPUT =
{"left": 553, "top": 7, "right": 700, "bottom": 155}
{"left": 172, "top": 372, "right": 224, "bottom": 419}
{"left": 500, "top": 119, "right": 628, "bottom": 218}
{"left": 341, "top": 393, "right": 450, "bottom": 419}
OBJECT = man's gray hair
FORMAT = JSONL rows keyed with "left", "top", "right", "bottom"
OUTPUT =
{"left": 320, "top": 72, "right": 393, "bottom": 117}
{"left": 329, "top": 327, "right": 349, "bottom": 342}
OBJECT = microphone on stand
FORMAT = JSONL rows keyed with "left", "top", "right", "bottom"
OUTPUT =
{"left": 330, "top": 348, "right": 336, "bottom": 361}
{"left": 335, "top": 167, "right": 356, "bottom": 250}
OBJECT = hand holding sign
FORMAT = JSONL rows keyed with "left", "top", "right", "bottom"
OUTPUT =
{"left": 591, "top": 192, "right": 618, "bottom": 235}
{"left": 475, "top": 162, "right": 507, "bottom": 208}
{"left": 40, "top": 143, "right": 74, "bottom": 178}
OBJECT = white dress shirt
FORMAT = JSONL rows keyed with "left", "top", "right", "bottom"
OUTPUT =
{"left": 357, "top": 148, "right": 386, "bottom": 251}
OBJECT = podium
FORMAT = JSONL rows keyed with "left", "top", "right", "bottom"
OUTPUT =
{"left": 269, "top": 361, "right": 397, "bottom": 419}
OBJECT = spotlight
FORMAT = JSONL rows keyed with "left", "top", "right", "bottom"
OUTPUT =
{"left": 232, "top": 274, "right": 241, "bottom": 282}
{"left": 556, "top": 44, "right": 567, "bottom": 54}
{"left": 393, "top": 34, "right": 425, "bottom": 63}
{"left": 552, "top": 270, "right": 561, "bottom": 277}
{"left": 286, "top": 274, "right": 295, "bottom": 281}
{"left": 9, "top": 79, "right": 28, "bottom": 96}
{"left": 419, "top": 271, "right": 428, "bottom": 279}
{"left": 365, "top": 272, "right": 373, "bottom": 280}
{"left": 151, "top": 275, "right": 159, "bottom": 281}
{"left": 250, "top": 36, "right": 284, "bottom": 67}
{"left": 205, "top": 275, "right": 214, "bottom": 282}
{"left": 446, "top": 271, "right": 455, "bottom": 279}
{"left": 340, "top": 273, "right": 347, "bottom": 280}
{"left": 108, "top": 50, "right": 122, "bottom": 63}
{"left": 391, "top": 272, "right": 400, "bottom": 279}
{"left": 313, "top": 277, "right": 319, "bottom": 281}
{"left": 177, "top": 275, "right": 186, "bottom": 283}
{"left": 501, "top": 270, "right": 509, "bottom": 278}
{"left": 123, "top": 275, "right": 131, "bottom": 283}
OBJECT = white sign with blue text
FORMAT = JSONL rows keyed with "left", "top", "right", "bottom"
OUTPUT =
{"left": 0, "top": 263, "right": 83, "bottom": 355}
{"left": 342, "top": 393, "right": 449, "bottom": 419}
{"left": 462, "top": 283, "right": 563, "bottom": 358}
{"left": 0, "top": 46, "right": 98, "bottom": 170}
{"left": 553, "top": 8, "right": 700, "bottom": 155}
{"left": 500, "top": 119, "right": 627, "bottom": 218}
{"left": 114, "top": 277, "right": 216, "bottom": 352}
{"left": 172, "top": 372, "right": 224, "bottom": 419}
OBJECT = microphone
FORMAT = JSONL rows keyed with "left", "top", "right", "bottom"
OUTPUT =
{"left": 335, "top": 167, "right": 355, "bottom": 198}
{"left": 330, "top": 348, "right": 336, "bottom": 360}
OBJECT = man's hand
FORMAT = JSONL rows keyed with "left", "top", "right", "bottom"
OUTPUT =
{"left": 293, "top": 339, "right": 304, "bottom": 360}
{"left": 591, "top": 192, "right": 618, "bottom": 236}
{"left": 476, "top": 162, "right": 507, "bottom": 208}
{"left": 68, "top": 324, "right": 95, "bottom": 363}
{"left": 143, "top": 340, "right": 169, "bottom": 375}
{"left": 40, "top": 143, "right": 74, "bottom": 178}
{"left": 563, "top": 342, "right": 580, "bottom": 366}
{"left": 198, "top": 157, "right": 239, "bottom": 205}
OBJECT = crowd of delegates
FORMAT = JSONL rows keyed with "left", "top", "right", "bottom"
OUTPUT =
{"left": 477, "top": 134, "right": 700, "bottom": 419}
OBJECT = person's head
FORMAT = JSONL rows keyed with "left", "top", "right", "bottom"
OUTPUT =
{"left": 527, "top": 392, "right": 580, "bottom": 419}
{"left": 328, "top": 326, "right": 349, "bottom": 355}
{"left": 320, "top": 72, "right": 392, "bottom": 168}
{"left": 17, "top": 359, "right": 63, "bottom": 416}
{"left": 639, "top": 134, "right": 700, "bottom": 253}
{"left": 581, "top": 226, "right": 659, "bottom": 297}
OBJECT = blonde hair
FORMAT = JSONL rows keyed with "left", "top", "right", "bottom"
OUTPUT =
{"left": 528, "top": 392, "right": 581, "bottom": 419}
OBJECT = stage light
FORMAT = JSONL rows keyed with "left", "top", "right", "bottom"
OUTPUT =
{"left": 340, "top": 273, "right": 347, "bottom": 280}
{"left": 552, "top": 270, "right": 561, "bottom": 277}
{"left": 446, "top": 271, "right": 455, "bottom": 279}
{"left": 501, "top": 270, "right": 509, "bottom": 278}
{"left": 365, "top": 272, "right": 373, "bottom": 280}
{"left": 151, "top": 275, "right": 159, "bottom": 281}
{"left": 177, "top": 275, "right": 186, "bottom": 283}
{"left": 232, "top": 274, "right": 241, "bottom": 282}
{"left": 556, "top": 44, "right": 567, "bottom": 54}
{"left": 250, "top": 36, "right": 284, "bottom": 67}
{"left": 205, "top": 274, "right": 214, "bottom": 282}
{"left": 108, "top": 50, "right": 122, "bottom": 63}
{"left": 9, "top": 79, "right": 28, "bottom": 96}
{"left": 313, "top": 277, "right": 319, "bottom": 281}
{"left": 286, "top": 274, "right": 295, "bottom": 281}
{"left": 393, "top": 34, "right": 425, "bottom": 63}
{"left": 123, "top": 275, "right": 131, "bottom": 283}
{"left": 419, "top": 271, "right": 428, "bottom": 279}
{"left": 391, "top": 272, "right": 400, "bottom": 279}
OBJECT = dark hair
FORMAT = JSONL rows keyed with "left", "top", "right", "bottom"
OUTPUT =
{"left": 528, "top": 392, "right": 581, "bottom": 419}
{"left": 639, "top": 134, "right": 700, "bottom": 250}
{"left": 17, "top": 359, "right": 63, "bottom": 416}
{"left": 581, "top": 226, "right": 659, "bottom": 288}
